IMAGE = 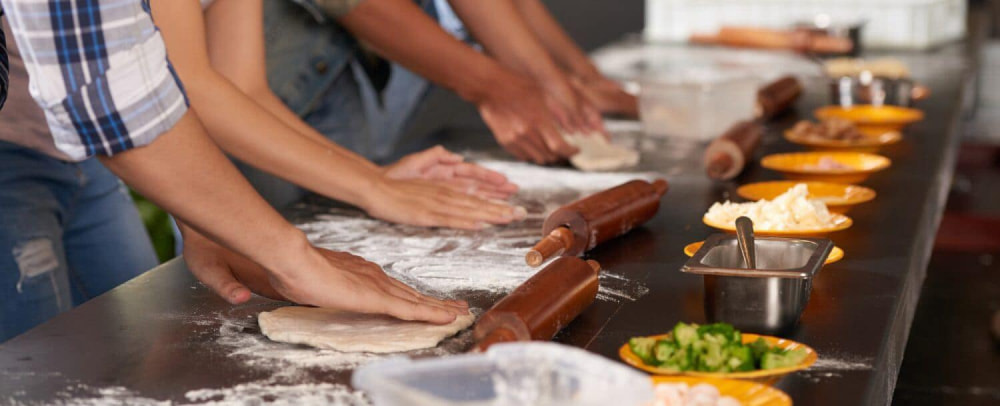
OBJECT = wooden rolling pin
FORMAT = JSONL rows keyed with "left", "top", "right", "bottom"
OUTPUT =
{"left": 473, "top": 257, "right": 601, "bottom": 351}
{"left": 525, "top": 179, "right": 669, "bottom": 267}
{"left": 756, "top": 75, "right": 803, "bottom": 120}
{"left": 702, "top": 75, "right": 796, "bottom": 181}
{"left": 694, "top": 27, "right": 853, "bottom": 54}
{"left": 703, "top": 121, "right": 763, "bottom": 181}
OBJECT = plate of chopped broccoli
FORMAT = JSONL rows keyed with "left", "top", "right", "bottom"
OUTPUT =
{"left": 619, "top": 322, "right": 817, "bottom": 384}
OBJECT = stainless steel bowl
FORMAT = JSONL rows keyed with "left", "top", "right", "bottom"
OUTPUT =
{"left": 681, "top": 234, "right": 833, "bottom": 336}
{"left": 829, "top": 75, "right": 930, "bottom": 107}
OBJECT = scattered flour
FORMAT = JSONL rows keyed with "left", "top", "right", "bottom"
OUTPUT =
{"left": 42, "top": 384, "right": 167, "bottom": 406}
{"left": 38, "top": 382, "right": 368, "bottom": 406}
{"left": 299, "top": 161, "right": 653, "bottom": 303}
{"left": 797, "top": 354, "right": 874, "bottom": 383}
{"left": 184, "top": 382, "right": 368, "bottom": 406}
{"left": 810, "top": 356, "right": 873, "bottom": 371}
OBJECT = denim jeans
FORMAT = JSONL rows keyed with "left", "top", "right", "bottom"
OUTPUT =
{"left": 250, "top": 0, "right": 459, "bottom": 208}
{"left": 0, "top": 141, "right": 158, "bottom": 342}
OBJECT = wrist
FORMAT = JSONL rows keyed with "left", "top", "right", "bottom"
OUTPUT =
{"left": 258, "top": 226, "right": 315, "bottom": 279}
{"left": 356, "top": 171, "right": 390, "bottom": 216}
{"left": 455, "top": 62, "right": 514, "bottom": 104}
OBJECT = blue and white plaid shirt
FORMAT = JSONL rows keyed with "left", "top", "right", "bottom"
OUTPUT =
{"left": 0, "top": 0, "right": 188, "bottom": 161}
{"left": 0, "top": 8, "right": 8, "bottom": 112}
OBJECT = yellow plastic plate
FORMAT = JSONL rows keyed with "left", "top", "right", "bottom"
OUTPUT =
{"left": 620, "top": 333, "right": 818, "bottom": 385}
{"left": 651, "top": 376, "right": 792, "bottom": 406}
{"left": 761, "top": 152, "right": 891, "bottom": 184}
{"left": 702, "top": 213, "right": 853, "bottom": 238}
{"left": 783, "top": 128, "right": 902, "bottom": 153}
{"left": 814, "top": 105, "right": 924, "bottom": 136}
{"left": 684, "top": 240, "right": 844, "bottom": 265}
{"left": 736, "top": 181, "right": 876, "bottom": 214}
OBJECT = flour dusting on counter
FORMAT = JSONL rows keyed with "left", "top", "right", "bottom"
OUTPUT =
{"left": 41, "top": 382, "right": 368, "bottom": 406}
{"left": 185, "top": 382, "right": 368, "bottom": 406}
{"left": 797, "top": 354, "right": 874, "bottom": 383}
{"left": 297, "top": 161, "right": 653, "bottom": 303}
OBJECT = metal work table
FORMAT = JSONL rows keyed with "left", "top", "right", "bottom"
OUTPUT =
{"left": 0, "top": 43, "right": 973, "bottom": 405}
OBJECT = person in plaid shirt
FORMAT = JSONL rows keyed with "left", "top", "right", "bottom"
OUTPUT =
{"left": 0, "top": 8, "right": 7, "bottom": 111}
{"left": 0, "top": 0, "right": 466, "bottom": 343}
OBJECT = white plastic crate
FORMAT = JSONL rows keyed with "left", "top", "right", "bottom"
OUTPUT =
{"left": 645, "top": 0, "right": 966, "bottom": 50}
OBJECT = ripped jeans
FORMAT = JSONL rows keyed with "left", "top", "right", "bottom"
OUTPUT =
{"left": 0, "top": 141, "right": 158, "bottom": 342}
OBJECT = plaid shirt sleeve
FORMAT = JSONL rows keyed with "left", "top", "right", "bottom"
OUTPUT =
{"left": 0, "top": 8, "right": 8, "bottom": 112}
{"left": 0, "top": 0, "right": 188, "bottom": 160}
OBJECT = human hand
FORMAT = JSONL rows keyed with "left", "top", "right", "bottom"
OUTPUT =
{"left": 183, "top": 223, "right": 468, "bottom": 324}
{"left": 570, "top": 74, "right": 639, "bottom": 118}
{"left": 272, "top": 247, "right": 469, "bottom": 324}
{"left": 477, "top": 76, "right": 579, "bottom": 164}
{"left": 540, "top": 74, "right": 607, "bottom": 136}
{"left": 361, "top": 171, "right": 526, "bottom": 230}
{"left": 384, "top": 146, "right": 518, "bottom": 201}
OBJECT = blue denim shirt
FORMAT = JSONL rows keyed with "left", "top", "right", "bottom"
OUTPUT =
{"left": 264, "top": 0, "right": 358, "bottom": 117}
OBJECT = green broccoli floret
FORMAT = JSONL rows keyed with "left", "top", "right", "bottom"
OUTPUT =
{"left": 633, "top": 322, "right": 793, "bottom": 374}
{"left": 726, "top": 345, "right": 755, "bottom": 372}
{"left": 749, "top": 337, "right": 771, "bottom": 364}
{"left": 629, "top": 337, "right": 657, "bottom": 365}
{"left": 761, "top": 348, "right": 809, "bottom": 370}
{"left": 697, "top": 323, "right": 739, "bottom": 344}
{"left": 672, "top": 322, "right": 699, "bottom": 348}
{"left": 696, "top": 338, "right": 731, "bottom": 372}
{"left": 660, "top": 347, "right": 694, "bottom": 371}
{"left": 653, "top": 340, "right": 680, "bottom": 364}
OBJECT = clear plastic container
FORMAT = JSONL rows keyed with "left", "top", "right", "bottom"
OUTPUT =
{"left": 352, "top": 342, "right": 654, "bottom": 406}
{"left": 638, "top": 68, "right": 758, "bottom": 141}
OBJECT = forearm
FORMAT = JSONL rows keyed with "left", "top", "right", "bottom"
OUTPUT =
{"left": 185, "top": 72, "right": 381, "bottom": 209}
{"left": 511, "top": 0, "right": 601, "bottom": 79}
{"left": 250, "top": 87, "right": 378, "bottom": 171}
{"left": 99, "top": 112, "right": 310, "bottom": 274}
{"left": 337, "top": 0, "right": 512, "bottom": 104}
{"left": 445, "top": 0, "right": 566, "bottom": 86}
{"left": 199, "top": 0, "right": 375, "bottom": 172}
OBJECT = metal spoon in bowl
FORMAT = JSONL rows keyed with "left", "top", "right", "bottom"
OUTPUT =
{"left": 735, "top": 216, "right": 756, "bottom": 269}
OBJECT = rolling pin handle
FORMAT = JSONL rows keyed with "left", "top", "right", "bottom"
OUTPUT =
{"left": 651, "top": 179, "right": 669, "bottom": 197}
{"left": 526, "top": 227, "right": 574, "bottom": 267}
{"left": 472, "top": 326, "right": 520, "bottom": 352}
{"left": 705, "top": 153, "right": 734, "bottom": 180}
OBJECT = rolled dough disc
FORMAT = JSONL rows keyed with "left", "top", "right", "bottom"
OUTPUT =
{"left": 564, "top": 132, "right": 639, "bottom": 172}
{"left": 258, "top": 306, "right": 475, "bottom": 353}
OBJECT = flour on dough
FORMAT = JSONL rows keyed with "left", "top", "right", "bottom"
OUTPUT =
{"left": 564, "top": 132, "right": 639, "bottom": 171}
{"left": 258, "top": 306, "right": 475, "bottom": 353}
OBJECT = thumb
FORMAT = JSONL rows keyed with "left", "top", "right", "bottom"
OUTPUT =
{"left": 399, "top": 146, "right": 456, "bottom": 172}
{"left": 189, "top": 261, "right": 252, "bottom": 305}
{"left": 430, "top": 145, "right": 464, "bottom": 164}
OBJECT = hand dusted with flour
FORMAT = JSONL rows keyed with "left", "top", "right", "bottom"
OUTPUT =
{"left": 295, "top": 161, "right": 653, "bottom": 303}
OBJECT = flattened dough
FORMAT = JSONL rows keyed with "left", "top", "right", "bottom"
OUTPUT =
{"left": 564, "top": 132, "right": 640, "bottom": 172}
{"left": 258, "top": 306, "right": 475, "bottom": 353}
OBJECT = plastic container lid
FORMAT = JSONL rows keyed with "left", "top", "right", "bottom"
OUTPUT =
{"left": 352, "top": 342, "right": 654, "bottom": 406}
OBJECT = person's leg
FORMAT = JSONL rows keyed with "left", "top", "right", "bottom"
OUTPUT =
{"left": 61, "top": 159, "right": 158, "bottom": 302}
{"left": 0, "top": 143, "right": 76, "bottom": 342}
